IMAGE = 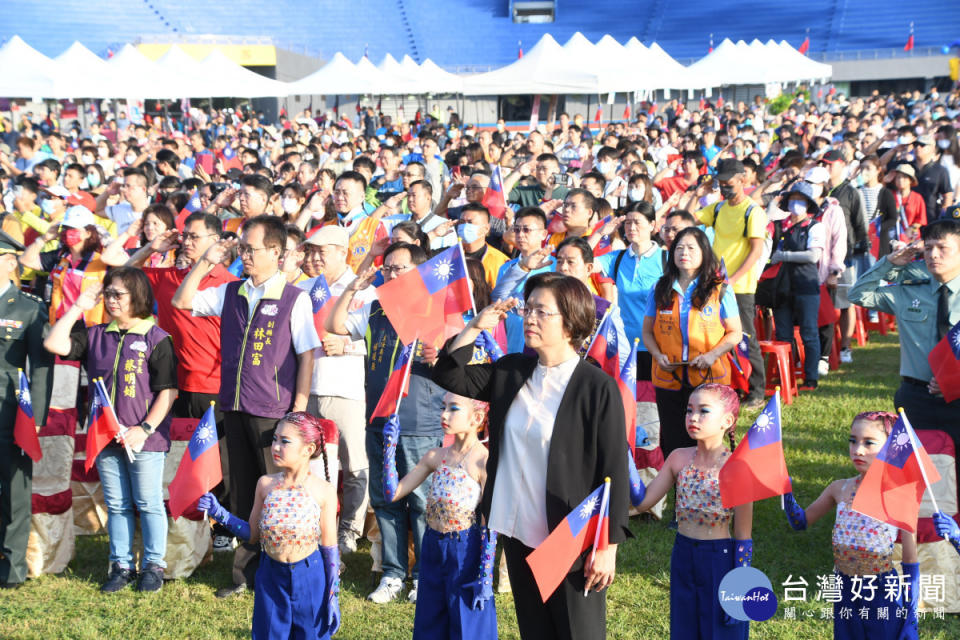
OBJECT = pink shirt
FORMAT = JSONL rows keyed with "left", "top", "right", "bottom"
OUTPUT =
{"left": 816, "top": 198, "right": 847, "bottom": 284}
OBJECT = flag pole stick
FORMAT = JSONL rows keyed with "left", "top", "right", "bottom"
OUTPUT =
{"left": 456, "top": 244, "right": 476, "bottom": 316}
{"left": 583, "top": 304, "right": 614, "bottom": 358}
{"left": 899, "top": 407, "right": 941, "bottom": 513}
{"left": 585, "top": 477, "right": 611, "bottom": 597}
{"left": 394, "top": 337, "right": 418, "bottom": 414}
{"left": 775, "top": 387, "right": 786, "bottom": 510}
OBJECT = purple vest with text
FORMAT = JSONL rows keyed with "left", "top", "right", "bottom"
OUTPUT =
{"left": 219, "top": 280, "right": 300, "bottom": 418}
{"left": 86, "top": 322, "right": 173, "bottom": 452}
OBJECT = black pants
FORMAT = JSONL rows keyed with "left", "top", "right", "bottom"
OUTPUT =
{"left": 0, "top": 408, "right": 31, "bottom": 585}
{"left": 501, "top": 536, "right": 607, "bottom": 640}
{"left": 895, "top": 380, "right": 960, "bottom": 495}
{"left": 735, "top": 293, "right": 765, "bottom": 399}
{"left": 223, "top": 411, "right": 280, "bottom": 588}
{"left": 655, "top": 385, "right": 697, "bottom": 458}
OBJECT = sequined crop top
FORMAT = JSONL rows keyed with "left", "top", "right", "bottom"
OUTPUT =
{"left": 259, "top": 483, "right": 322, "bottom": 556}
{"left": 676, "top": 452, "right": 734, "bottom": 530}
{"left": 425, "top": 459, "right": 482, "bottom": 534}
{"left": 832, "top": 478, "right": 897, "bottom": 576}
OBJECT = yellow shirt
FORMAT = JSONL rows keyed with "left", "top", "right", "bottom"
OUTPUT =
{"left": 477, "top": 244, "right": 509, "bottom": 289}
{"left": 696, "top": 199, "right": 767, "bottom": 294}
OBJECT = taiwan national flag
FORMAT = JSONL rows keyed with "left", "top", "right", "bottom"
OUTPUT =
{"left": 370, "top": 341, "right": 415, "bottom": 419}
{"left": 718, "top": 391, "right": 792, "bottom": 508}
{"left": 85, "top": 379, "right": 123, "bottom": 472}
{"left": 928, "top": 321, "right": 960, "bottom": 402}
{"left": 728, "top": 332, "right": 752, "bottom": 395}
{"left": 618, "top": 339, "right": 639, "bottom": 449}
{"left": 798, "top": 37, "right": 810, "bottom": 54}
{"left": 526, "top": 481, "right": 610, "bottom": 602}
{"left": 309, "top": 275, "right": 334, "bottom": 340}
{"left": 376, "top": 244, "right": 473, "bottom": 346}
{"left": 14, "top": 369, "right": 42, "bottom": 462}
{"left": 175, "top": 190, "right": 202, "bottom": 232}
{"left": 851, "top": 411, "right": 940, "bottom": 533}
{"left": 167, "top": 404, "right": 222, "bottom": 519}
{"left": 219, "top": 144, "right": 242, "bottom": 171}
{"left": 481, "top": 166, "right": 507, "bottom": 219}
{"left": 586, "top": 308, "right": 626, "bottom": 377}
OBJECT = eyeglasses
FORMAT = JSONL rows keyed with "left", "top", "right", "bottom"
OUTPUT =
{"left": 381, "top": 264, "right": 413, "bottom": 276}
{"left": 511, "top": 225, "right": 544, "bottom": 235}
{"left": 103, "top": 289, "right": 130, "bottom": 300}
{"left": 237, "top": 245, "right": 271, "bottom": 256}
{"left": 181, "top": 232, "right": 215, "bottom": 242}
{"left": 465, "top": 185, "right": 485, "bottom": 192}
{"left": 522, "top": 307, "right": 562, "bottom": 320}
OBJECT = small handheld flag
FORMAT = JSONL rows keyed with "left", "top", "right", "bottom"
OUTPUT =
{"left": 617, "top": 339, "right": 639, "bottom": 449}
{"left": 14, "top": 369, "right": 42, "bottom": 462}
{"left": 309, "top": 275, "right": 335, "bottom": 340}
{"left": 85, "top": 378, "right": 130, "bottom": 471}
{"left": 585, "top": 306, "right": 625, "bottom": 377}
{"left": 851, "top": 409, "right": 941, "bottom": 533}
{"left": 174, "top": 190, "right": 202, "bottom": 232}
{"left": 718, "top": 388, "right": 792, "bottom": 508}
{"left": 168, "top": 403, "right": 222, "bottom": 519}
{"left": 928, "top": 320, "right": 960, "bottom": 402}
{"left": 371, "top": 341, "right": 416, "bottom": 419}
{"left": 526, "top": 480, "right": 610, "bottom": 602}
{"left": 481, "top": 166, "right": 507, "bottom": 220}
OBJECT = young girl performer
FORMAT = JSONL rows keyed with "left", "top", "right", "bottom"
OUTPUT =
{"left": 199, "top": 412, "right": 341, "bottom": 639}
{"left": 782, "top": 411, "right": 919, "bottom": 639}
{"left": 632, "top": 383, "right": 753, "bottom": 639}
{"left": 383, "top": 392, "right": 498, "bottom": 640}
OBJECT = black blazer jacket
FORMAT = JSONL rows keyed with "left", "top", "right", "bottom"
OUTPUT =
{"left": 433, "top": 343, "right": 631, "bottom": 545}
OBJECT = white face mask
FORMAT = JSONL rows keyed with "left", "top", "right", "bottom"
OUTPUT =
{"left": 81, "top": 155, "right": 94, "bottom": 165}
{"left": 281, "top": 197, "right": 300, "bottom": 214}
{"left": 340, "top": 151, "right": 352, "bottom": 161}
{"left": 938, "top": 139, "right": 952, "bottom": 150}
{"left": 125, "top": 153, "right": 137, "bottom": 164}
{"left": 789, "top": 200, "right": 808, "bottom": 216}
{"left": 628, "top": 187, "right": 645, "bottom": 201}
{"left": 98, "top": 147, "right": 109, "bottom": 158}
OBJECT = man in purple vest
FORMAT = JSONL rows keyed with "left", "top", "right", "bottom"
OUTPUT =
{"left": 172, "top": 214, "right": 320, "bottom": 597}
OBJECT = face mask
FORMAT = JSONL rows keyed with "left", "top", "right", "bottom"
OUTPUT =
{"left": 938, "top": 139, "right": 952, "bottom": 150}
{"left": 457, "top": 222, "right": 481, "bottom": 244}
{"left": 628, "top": 188, "right": 645, "bottom": 202}
{"left": 303, "top": 153, "right": 314, "bottom": 161}
{"left": 85, "top": 173, "right": 101, "bottom": 189}
{"left": 63, "top": 228, "right": 84, "bottom": 247}
{"left": 719, "top": 184, "right": 736, "bottom": 200}
{"left": 599, "top": 161, "right": 615, "bottom": 174}
{"left": 281, "top": 198, "right": 300, "bottom": 214}
{"left": 81, "top": 154, "right": 94, "bottom": 165}
{"left": 41, "top": 198, "right": 58, "bottom": 214}
{"left": 125, "top": 153, "right": 137, "bottom": 164}
{"left": 757, "top": 142, "right": 769, "bottom": 155}
{"left": 788, "top": 200, "right": 808, "bottom": 216}
{"left": 98, "top": 147, "right": 109, "bottom": 158}
{"left": 855, "top": 174, "right": 865, "bottom": 187}
{"left": 898, "top": 136, "right": 911, "bottom": 146}
{"left": 340, "top": 151, "right": 352, "bottom": 161}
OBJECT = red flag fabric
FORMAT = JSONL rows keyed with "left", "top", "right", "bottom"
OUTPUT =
{"left": 167, "top": 406, "right": 222, "bottom": 519}
{"left": 851, "top": 412, "right": 940, "bottom": 533}
{"left": 526, "top": 482, "right": 609, "bottom": 602}
{"left": 14, "top": 370, "right": 42, "bottom": 462}
{"left": 518, "top": 40, "right": 524, "bottom": 59}
{"left": 309, "top": 274, "right": 336, "bottom": 340}
{"left": 370, "top": 341, "right": 415, "bottom": 419}
{"left": 727, "top": 333, "right": 752, "bottom": 395}
{"left": 719, "top": 392, "right": 791, "bottom": 508}
{"left": 798, "top": 37, "right": 810, "bottom": 54}
{"left": 174, "top": 191, "right": 202, "bottom": 232}
{"left": 622, "top": 104, "right": 632, "bottom": 121}
{"left": 928, "top": 321, "right": 960, "bottom": 402}
{"left": 586, "top": 309, "right": 625, "bottom": 377}
{"left": 375, "top": 244, "right": 473, "bottom": 346}
{"left": 85, "top": 379, "right": 123, "bottom": 472}
{"left": 904, "top": 34, "right": 915, "bottom": 52}
{"left": 594, "top": 105, "right": 603, "bottom": 122}
{"left": 617, "top": 340, "right": 639, "bottom": 450}
{"left": 481, "top": 166, "right": 507, "bottom": 219}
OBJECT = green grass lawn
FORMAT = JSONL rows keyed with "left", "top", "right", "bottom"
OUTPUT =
{"left": 2, "top": 334, "right": 959, "bottom": 639}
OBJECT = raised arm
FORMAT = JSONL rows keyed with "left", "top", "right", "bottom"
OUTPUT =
{"left": 171, "top": 237, "right": 236, "bottom": 310}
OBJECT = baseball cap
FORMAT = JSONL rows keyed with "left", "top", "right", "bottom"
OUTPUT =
{"left": 43, "top": 185, "right": 71, "bottom": 199}
{"left": 60, "top": 205, "right": 95, "bottom": 229}
{"left": 916, "top": 134, "right": 936, "bottom": 146}
{"left": 305, "top": 225, "right": 349, "bottom": 248}
{"left": 820, "top": 149, "right": 845, "bottom": 164}
{"left": 715, "top": 159, "right": 745, "bottom": 181}
{"left": 803, "top": 166, "right": 830, "bottom": 184}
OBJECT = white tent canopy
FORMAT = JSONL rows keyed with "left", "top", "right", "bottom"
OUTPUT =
{"left": 461, "top": 34, "right": 599, "bottom": 95}
{"left": 195, "top": 49, "right": 290, "bottom": 98}
{"left": 288, "top": 52, "right": 410, "bottom": 95}
{"left": 0, "top": 35, "right": 58, "bottom": 98}
{"left": 688, "top": 38, "right": 832, "bottom": 87}
{"left": 51, "top": 41, "right": 138, "bottom": 99}
{"left": 416, "top": 58, "right": 463, "bottom": 93}
{"left": 153, "top": 45, "right": 217, "bottom": 97}
{"left": 105, "top": 44, "right": 183, "bottom": 99}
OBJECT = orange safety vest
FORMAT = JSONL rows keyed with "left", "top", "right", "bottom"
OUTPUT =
{"left": 49, "top": 252, "right": 108, "bottom": 326}
{"left": 651, "top": 286, "right": 731, "bottom": 390}
{"left": 346, "top": 216, "right": 382, "bottom": 270}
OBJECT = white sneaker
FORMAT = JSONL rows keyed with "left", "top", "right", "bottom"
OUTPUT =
{"left": 367, "top": 576, "right": 403, "bottom": 603}
{"left": 407, "top": 579, "right": 418, "bottom": 603}
{"left": 338, "top": 534, "right": 358, "bottom": 556}
{"left": 212, "top": 535, "right": 235, "bottom": 553}
{"left": 818, "top": 359, "right": 829, "bottom": 377}
{"left": 840, "top": 348, "right": 853, "bottom": 364}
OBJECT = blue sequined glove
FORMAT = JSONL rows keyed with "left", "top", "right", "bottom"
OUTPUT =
{"left": 902, "top": 561, "right": 920, "bottom": 637}
{"left": 627, "top": 448, "right": 646, "bottom": 507}
{"left": 197, "top": 492, "right": 250, "bottom": 542}
{"left": 382, "top": 414, "right": 400, "bottom": 503}
{"left": 476, "top": 330, "right": 504, "bottom": 361}
{"left": 933, "top": 511, "right": 960, "bottom": 552}
{"left": 320, "top": 545, "right": 341, "bottom": 635}
{"left": 783, "top": 491, "right": 808, "bottom": 531}
{"left": 463, "top": 527, "right": 498, "bottom": 610}
{"left": 734, "top": 539, "right": 753, "bottom": 567}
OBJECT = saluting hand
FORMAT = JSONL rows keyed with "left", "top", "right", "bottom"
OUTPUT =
{"left": 472, "top": 299, "right": 518, "bottom": 332}
{"left": 202, "top": 237, "right": 238, "bottom": 266}
{"left": 74, "top": 282, "right": 103, "bottom": 312}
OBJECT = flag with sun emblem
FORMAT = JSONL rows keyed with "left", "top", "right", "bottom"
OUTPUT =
{"left": 376, "top": 243, "right": 473, "bottom": 346}
{"left": 617, "top": 339, "right": 639, "bottom": 449}
{"left": 14, "top": 369, "right": 42, "bottom": 462}
{"left": 168, "top": 404, "right": 223, "bottom": 519}
{"left": 526, "top": 481, "right": 610, "bottom": 602}
{"left": 928, "top": 320, "right": 960, "bottom": 402}
{"left": 309, "top": 274, "right": 335, "bottom": 339}
{"left": 851, "top": 410, "right": 941, "bottom": 533}
{"left": 718, "top": 390, "right": 792, "bottom": 509}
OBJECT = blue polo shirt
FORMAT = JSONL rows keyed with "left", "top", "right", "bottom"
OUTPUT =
{"left": 597, "top": 244, "right": 665, "bottom": 349}
{"left": 644, "top": 278, "right": 738, "bottom": 360}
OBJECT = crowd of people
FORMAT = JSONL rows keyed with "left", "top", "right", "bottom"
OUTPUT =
{"left": 2, "top": 85, "right": 960, "bottom": 639}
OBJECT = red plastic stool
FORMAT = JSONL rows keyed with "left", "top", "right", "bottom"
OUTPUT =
{"left": 758, "top": 340, "right": 798, "bottom": 405}
{"left": 882, "top": 312, "right": 897, "bottom": 333}
{"left": 830, "top": 324, "right": 841, "bottom": 370}
{"left": 754, "top": 307, "right": 772, "bottom": 342}
{"left": 792, "top": 326, "right": 806, "bottom": 379}
{"left": 853, "top": 306, "right": 868, "bottom": 346}
{"left": 862, "top": 307, "right": 889, "bottom": 336}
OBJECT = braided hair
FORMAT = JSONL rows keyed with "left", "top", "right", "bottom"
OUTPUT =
{"left": 852, "top": 411, "right": 898, "bottom": 436}
{"left": 694, "top": 383, "right": 742, "bottom": 450}
{"left": 281, "top": 411, "right": 331, "bottom": 482}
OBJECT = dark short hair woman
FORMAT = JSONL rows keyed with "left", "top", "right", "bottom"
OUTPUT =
{"left": 434, "top": 272, "right": 630, "bottom": 639}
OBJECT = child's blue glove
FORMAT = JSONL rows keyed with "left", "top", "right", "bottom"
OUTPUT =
{"left": 463, "top": 527, "right": 497, "bottom": 610}
{"left": 734, "top": 539, "right": 753, "bottom": 567}
{"left": 783, "top": 491, "right": 808, "bottom": 531}
{"left": 197, "top": 492, "right": 250, "bottom": 542}
{"left": 627, "top": 448, "right": 646, "bottom": 507}
{"left": 933, "top": 511, "right": 960, "bottom": 552}
{"left": 382, "top": 414, "right": 400, "bottom": 503}
{"left": 902, "top": 561, "right": 920, "bottom": 637}
{"left": 320, "top": 545, "right": 341, "bottom": 635}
